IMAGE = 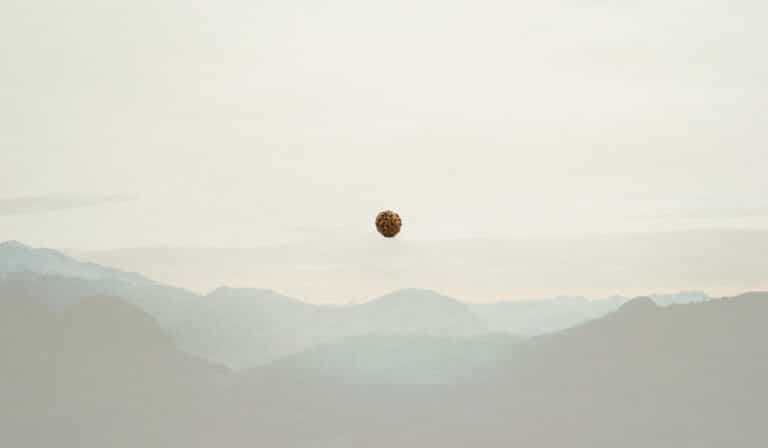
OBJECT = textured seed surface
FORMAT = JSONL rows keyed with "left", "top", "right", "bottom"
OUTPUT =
{"left": 375, "top": 210, "right": 402, "bottom": 238}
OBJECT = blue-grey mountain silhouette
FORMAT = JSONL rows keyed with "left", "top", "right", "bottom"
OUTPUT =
{"left": 3, "top": 242, "right": 767, "bottom": 448}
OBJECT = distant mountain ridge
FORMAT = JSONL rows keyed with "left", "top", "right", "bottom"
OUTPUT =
{"left": 0, "top": 240, "right": 714, "bottom": 369}
{"left": 3, "top": 239, "right": 768, "bottom": 447}
{"left": 5, "top": 286, "right": 766, "bottom": 447}
{"left": 218, "top": 291, "right": 768, "bottom": 448}
{"left": 470, "top": 290, "right": 710, "bottom": 335}
{"left": 0, "top": 240, "right": 152, "bottom": 286}
{"left": 73, "top": 229, "right": 768, "bottom": 303}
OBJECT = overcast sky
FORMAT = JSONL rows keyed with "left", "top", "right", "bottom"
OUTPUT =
{"left": 2, "top": 0, "right": 767, "bottom": 250}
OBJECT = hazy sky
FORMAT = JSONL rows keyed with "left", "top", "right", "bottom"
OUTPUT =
{"left": 2, "top": 0, "right": 767, "bottom": 250}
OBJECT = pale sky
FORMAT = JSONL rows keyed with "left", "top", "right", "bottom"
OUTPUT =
{"left": 2, "top": 0, "right": 767, "bottom": 250}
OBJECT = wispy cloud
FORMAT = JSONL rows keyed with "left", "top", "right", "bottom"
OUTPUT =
{"left": 288, "top": 225, "right": 356, "bottom": 234}
{"left": 0, "top": 195, "right": 136, "bottom": 215}
{"left": 680, "top": 207, "right": 768, "bottom": 219}
{"left": 635, "top": 205, "right": 768, "bottom": 220}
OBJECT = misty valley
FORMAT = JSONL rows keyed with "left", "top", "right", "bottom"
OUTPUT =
{"left": 1, "top": 241, "right": 766, "bottom": 447}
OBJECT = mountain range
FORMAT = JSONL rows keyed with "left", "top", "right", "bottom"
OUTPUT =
{"left": 211, "top": 293, "right": 768, "bottom": 448}
{"left": 3, "top": 268, "right": 766, "bottom": 446}
{"left": 0, "top": 240, "right": 709, "bottom": 369}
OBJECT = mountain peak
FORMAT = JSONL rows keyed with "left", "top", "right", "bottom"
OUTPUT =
{"left": 209, "top": 286, "right": 275, "bottom": 296}
{"left": 368, "top": 289, "right": 462, "bottom": 307}
{"left": 617, "top": 296, "right": 659, "bottom": 313}
{"left": 206, "top": 287, "right": 304, "bottom": 305}
{"left": 728, "top": 291, "right": 768, "bottom": 303}
{"left": 0, "top": 240, "right": 153, "bottom": 286}
{"left": 347, "top": 288, "right": 487, "bottom": 338}
{"left": 380, "top": 288, "right": 453, "bottom": 299}
{"left": 0, "top": 240, "right": 29, "bottom": 250}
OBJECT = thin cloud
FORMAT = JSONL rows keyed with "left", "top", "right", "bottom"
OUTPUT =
{"left": 0, "top": 195, "right": 137, "bottom": 215}
{"left": 288, "top": 225, "right": 356, "bottom": 234}
{"left": 636, "top": 206, "right": 768, "bottom": 220}
{"left": 681, "top": 207, "right": 768, "bottom": 219}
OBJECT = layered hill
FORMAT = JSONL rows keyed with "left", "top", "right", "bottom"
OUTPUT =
{"left": 215, "top": 293, "right": 768, "bottom": 447}
{"left": 0, "top": 293, "right": 227, "bottom": 448}
{"left": 2, "top": 246, "right": 767, "bottom": 447}
{"left": 0, "top": 240, "right": 718, "bottom": 371}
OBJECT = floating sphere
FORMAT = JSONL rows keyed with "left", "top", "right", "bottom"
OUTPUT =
{"left": 375, "top": 210, "right": 402, "bottom": 238}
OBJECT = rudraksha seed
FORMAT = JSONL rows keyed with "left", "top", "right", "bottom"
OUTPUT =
{"left": 375, "top": 210, "right": 402, "bottom": 238}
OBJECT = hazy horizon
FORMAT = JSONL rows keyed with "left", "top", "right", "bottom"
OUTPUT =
{"left": 3, "top": 0, "right": 767, "bottom": 250}
{"left": 67, "top": 228, "right": 768, "bottom": 303}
